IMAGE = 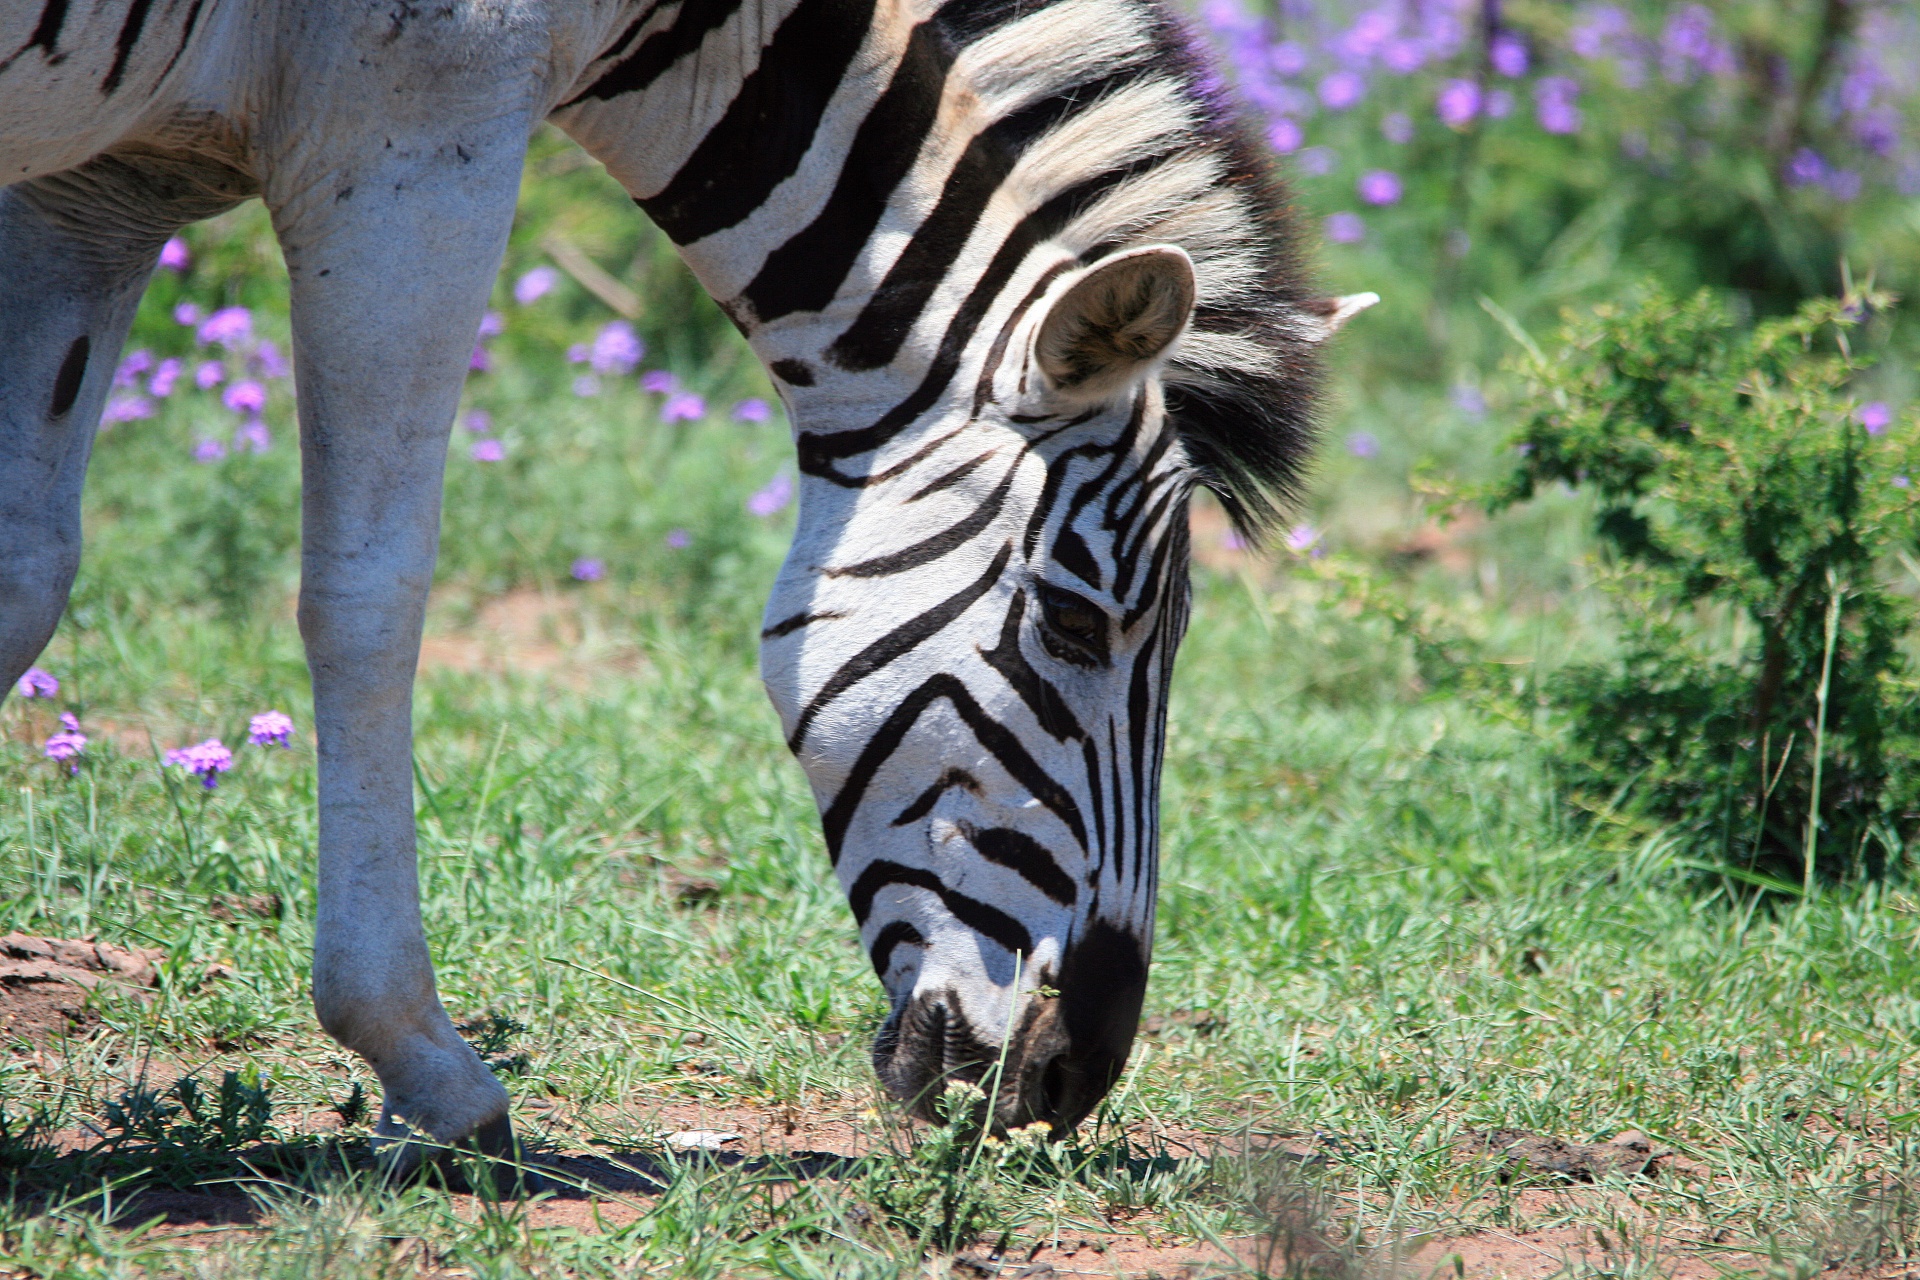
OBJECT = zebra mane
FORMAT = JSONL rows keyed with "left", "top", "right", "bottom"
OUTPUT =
{"left": 932, "top": 0, "right": 1322, "bottom": 538}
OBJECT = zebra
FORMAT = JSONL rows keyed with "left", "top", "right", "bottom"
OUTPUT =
{"left": 0, "top": 0, "right": 1370, "bottom": 1160}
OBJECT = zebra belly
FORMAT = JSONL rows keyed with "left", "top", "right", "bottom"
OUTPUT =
{"left": 0, "top": 0, "right": 216, "bottom": 182}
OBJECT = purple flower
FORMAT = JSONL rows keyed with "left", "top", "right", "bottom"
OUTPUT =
{"left": 1437, "top": 79, "right": 1481, "bottom": 129}
{"left": 1381, "top": 39, "right": 1425, "bottom": 75}
{"left": 253, "top": 340, "right": 290, "bottom": 379}
{"left": 1485, "top": 89, "right": 1514, "bottom": 119}
{"left": 1570, "top": 4, "right": 1631, "bottom": 60}
{"left": 1283, "top": 523, "right": 1322, "bottom": 555}
{"left": 193, "top": 438, "right": 228, "bottom": 463}
{"left": 747, "top": 472, "right": 794, "bottom": 517}
{"left": 1221, "top": 528, "right": 1247, "bottom": 552}
{"left": 174, "top": 301, "right": 204, "bottom": 327}
{"left": 572, "top": 375, "right": 601, "bottom": 397}
{"left": 1324, "top": 211, "right": 1365, "bottom": 244}
{"left": 1452, "top": 383, "right": 1488, "bottom": 417}
{"left": 1270, "top": 41, "right": 1308, "bottom": 76}
{"left": 1358, "top": 170, "right": 1402, "bottom": 205}
{"left": 159, "top": 237, "right": 191, "bottom": 271}
{"left": 1785, "top": 148, "right": 1827, "bottom": 188}
{"left": 732, "top": 398, "right": 772, "bottom": 423}
{"left": 514, "top": 266, "right": 560, "bottom": 305}
{"left": 44, "top": 714, "right": 86, "bottom": 774}
{"left": 248, "top": 711, "right": 294, "bottom": 748}
{"left": 570, "top": 557, "right": 606, "bottom": 582}
{"left": 470, "top": 439, "right": 506, "bottom": 462}
{"left": 661, "top": 391, "right": 706, "bottom": 423}
{"left": 1534, "top": 77, "right": 1582, "bottom": 135}
{"left": 16, "top": 668, "right": 57, "bottom": 698}
{"left": 1490, "top": 33, "right": 1528, "bottom": 77}
{"left": 1295, "top": 146, "right": 1336, "bottom": 177}
{"left": 196, "top": 307, "right": 253, "bottom": 348}
{"left": 1824, "top": 169, "right": 1862, "bottom": 202}
{"left": 102, "top": 395, "right": 155, "bottom": 425}
{"left": 149, "top": 358, "right": 183, "bottom": 398}
{"left": 1659, "top": 5, "right": 1734, "bottom": 82}
{"left": 1267, "top": 117, "right": 1304, "bottom": 153}
{"left": 195, "top": 361, "right": 225, "bottom": 390}
{"left": 566, "top": 343, "right": 591, "bottom": 364}
{"left": 165, "top": 738, "right": 233, "bottom": 790}
{"left": 477, "top": 310, "right": 504, "bottom": 340}
{"left": 1854, "top": 107, "right": 1900, "bottom": 159}
{"left": 590, "top": 320, "right": 644, "bottom": 375}
{"left": 1859, "top": 402, "right": 1892, "bottom": 434}
{"left": 469, "top": 344, "right": 491, "bottom": 373}
{"left": 1317, "top": 71, "right": 1365, "bottom": 111}
{"left": 665, "top": 528, "right": 692, "bottom": 549}
{"left": 114, "top": 350, "right": 153, "bottom": 387}
{"left": 1380, "top": 111, "right": 1413, "bottom": 144}
{"left": 223, "top": 380, "right": 267, "bottom": 415}
{"left": 463, "top": 409, "right": 492, "bottom": 434}
{"left": 640, "top": 370, "right": 679, "bottom": 394}
{"left": 236, "top": 419, "right": 272, "bottom": 454}
{"left": 1339, "top": 10, "right": 1395, "bottom": 60}
{"left": 1896, "top": 475, "right": 1911, "bottom": 490}
{"left": 1347, "top": 431, "right": 1379, "bottom": 458}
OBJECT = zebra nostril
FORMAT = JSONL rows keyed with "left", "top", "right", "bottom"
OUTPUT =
{"left": 1037, "top": 1053, "right": 1071, "bottom": 1122}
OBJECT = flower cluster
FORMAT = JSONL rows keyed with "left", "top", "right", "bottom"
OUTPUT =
{"left": 44, "top": 713, "right": 87, "bottom": 774}
{"left": 161, "top": 711, "right": 296, "bottom": 791}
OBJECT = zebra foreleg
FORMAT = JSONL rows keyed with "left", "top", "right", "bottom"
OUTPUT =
{"left": 266, "top": 123, "right": 531, "bottom": 1176}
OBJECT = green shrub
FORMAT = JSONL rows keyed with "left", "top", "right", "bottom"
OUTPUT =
{"left": 1490, "top": 287, "right": 1920, "bottom": 887}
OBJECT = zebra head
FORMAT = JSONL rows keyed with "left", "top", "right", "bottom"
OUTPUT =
{"left": 759, "top": 244, "right": 1263, "bottom": 1132}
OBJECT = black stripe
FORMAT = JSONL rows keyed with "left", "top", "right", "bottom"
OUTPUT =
{"left": 641, "top": 0, "right": 878, "bottom": 244}
{"left": 979, "top": 591, "right": 1084, "bottom": 742}
{"left": 907, "top": 448, "right": 999, "bottom": 502}
{"left": 848, "top": 860, "right": 1033, "bottom": 956}
{"left": 561, "top": 0, "right": 740, "bottom": 106}
{"left": 101, "top": 0, "right": 155, "bottom": 93}
{"left": 957, "top": 821, "right": 1077, "bottom": 905}
{"left": 891, "top": 767, "right": 983, "bottom": 826}
{"left": 1107, "top": 720, "right": 1124, "bottom": 883}
{"left": 823, "top": 463, "right": 1017, "bottom": 578}
{"left": 821, "top": 673, "right": 1085, "bottom": 859}
{"left": 791, "top": 542, "right": 1011, "bottom": 750}
{"left": 0, "top": 0, "right": 69, "bottom": 69}
{"left": 868, "top": 919, "right": 926, "bottom": 977}
{"left": 740, "top": 19, "right": 950, "bottom": 322}
{"left": 1081, "top": 735, "right": 1105, "bottom": 876}
{"left": 152, "top": 0, "right": 205, "bottom": 84}
{"left": 48, "top": 334, "right": 88, "bottom": 418}
{"left": 761, "top": 609, "right": 843, "bottom": 639}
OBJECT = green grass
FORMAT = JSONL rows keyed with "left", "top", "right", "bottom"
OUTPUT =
{"left": 3, "top": 133, "right": 1919, "bottom": 1277}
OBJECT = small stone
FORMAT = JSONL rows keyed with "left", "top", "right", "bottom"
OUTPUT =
{"left": 666, "top": 1129, "right": 742, "bottom": 1150}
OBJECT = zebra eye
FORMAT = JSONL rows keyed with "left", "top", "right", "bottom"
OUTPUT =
{"left": 1034, "top": 584, "right": 1110, "bottom": 667}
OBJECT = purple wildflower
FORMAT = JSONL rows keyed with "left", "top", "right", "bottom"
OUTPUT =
{"left": 570, "top": 557, "right": 606, "bottom": 582}
{"left": 1452, "top": 383, "right": 1488, "bottom": 417}
{"left": 193, "top": 438, "right": 228, "bottom": 463}
{"left": 1485, "top": 89, "right": 1514, "bottom": 119}
{"left": 732, "top": 398, "right": 772, "bottom": 423}
{"left": 1339, "top": 10, "right": 1395, "bottom": 61}
{"left": 640, "top": 370, "right": 679, "bottom": 394}
{"left": 747, "top": 472, "right": 794, "bottom": 517}
{"left": 165, "top": 738, "right": 234, "bottom": 790}
{"left": 590, "top": 320, "right": 644, "bottom": 375}
{"left": 1381, "top": 39, "right": 1424, "bottom": 75}
{"left": 1824, "top": 169, "right": 1862, "bottom": 202}
{"left": 174, "top": 301, "right": 204, "bottom": 327}
{"left": 470, "top": 439, "right": 506, "bottom": 462}
{"left": 223, "top": 380, "right": 267, "bottom": 415}
{"left": 1569, "top": 4, "right": 1631, "bottom": 60}
{"left": 1267, "top": 117, "right": 1304, "bottom": 153}
{"left": 253, "top": 340, "right": 290, "bottom": 379}
{"left": 661, "top": 391, "right": 706, "bottom": 422}
{"left": 1358, "top": 170, "right": 1403, "bottom": 205}
{"left": 566, "top": 343, "right": 591, "bottom": 364}
{"left": 514, "top": 266, "right": 560, "bottom": 305}
{"left": 1854, "top": 107, "right": 1900, "bottom": 158}
{"left": 44, "top": 713, "right": 86, "bottom": 774}
{"left": 115, "top": 350, "right": 153, "bottom": 387}
{"left": 1534, "top": 77, "right": 1582, "bottom": 135}
{"left": 477, "top": 311, "right": 504, "bottom": 340}
{"left": 1283, "top": 523, "right": 1322, "bottom": 555}
{"left": 196, "top": 307, "right": 253, "bottom": 348}
{"left": 1317, "top": 71, "right": 1365, "bottom": 110}
{"left": 102, "top": 395, "right": 155, "bottom": 425}
{"left": 1221, "top": 528, "right": 1247, "bottom": 552}
{"left": 1295, "top": 146, "right": 1336, "bottom": 177}
{"left": 159, "top": 237, "right": 191, "bottom": 271}
{"left": 16, "top": 668, "right": 57, "bottom": 698}
{"left": 469, "top": 344, "right": 491, "bottom": 373}
{"left": 1896, "top": 475, "right": 1911, "bottom": 490}
{"left": 1380, "top": 111, "right": 1413, "bottom": 144}
{"left": 1324, "top": 211, "right": 1365, "bottom": 243}
{"left": 463, "top": 409, "right": 492, "bottom": 434}
{"left": 1270, "top": 41, "right": 1308, "bottom": 76}
{"left": 195, "top": 361, "right": 225, "bottom": 390}
{"left": 248, "top": 711, "right": 294, "bottom": 748}
{"left": 1490, "top": 33, "right": 1528, "bottom": 77}
{"left": 665, "top": 528, "right": 692, "bottom": 549}
{"left": 1659, "top": 5, "right": 1734, "bottom": 83}
{"left": 236, "top": 419, "right": 272, "bottom": 454}
{"left": 149, "top": 358, "right": 183, "bottom": 398}
{"left": 573, "top": 375, "right": 601, "bottom": 397}
{"left": 1437, "top": 78, "right": 1481, "bottom": 129}
{"left": 1785, "top": 148, "right": 1827, "bottom": 187}
{"left": 1347, "top": 431, "right": 1379, "bottom": 458}
{"left": 1859, "top": 402, "right": 1892, "bottom": 434}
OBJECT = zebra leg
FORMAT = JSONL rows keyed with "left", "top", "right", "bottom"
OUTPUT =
{"left": 0, "top": 154, "right": 249, "bottom": 698}
{"left": 266, "top": 127, "right": 529, "bottom": 1172}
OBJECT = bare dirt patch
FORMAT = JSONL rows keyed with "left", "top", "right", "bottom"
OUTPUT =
{"left": 0, "top": 934, "right": 161, "bottom": 1050}
{"left": 418, "top": 588, "right": 642, "bottom": 686}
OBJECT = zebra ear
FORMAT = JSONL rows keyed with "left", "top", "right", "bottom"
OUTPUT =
{"left": 1034, "top": 246, "right": 1196, "bottom": 400}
